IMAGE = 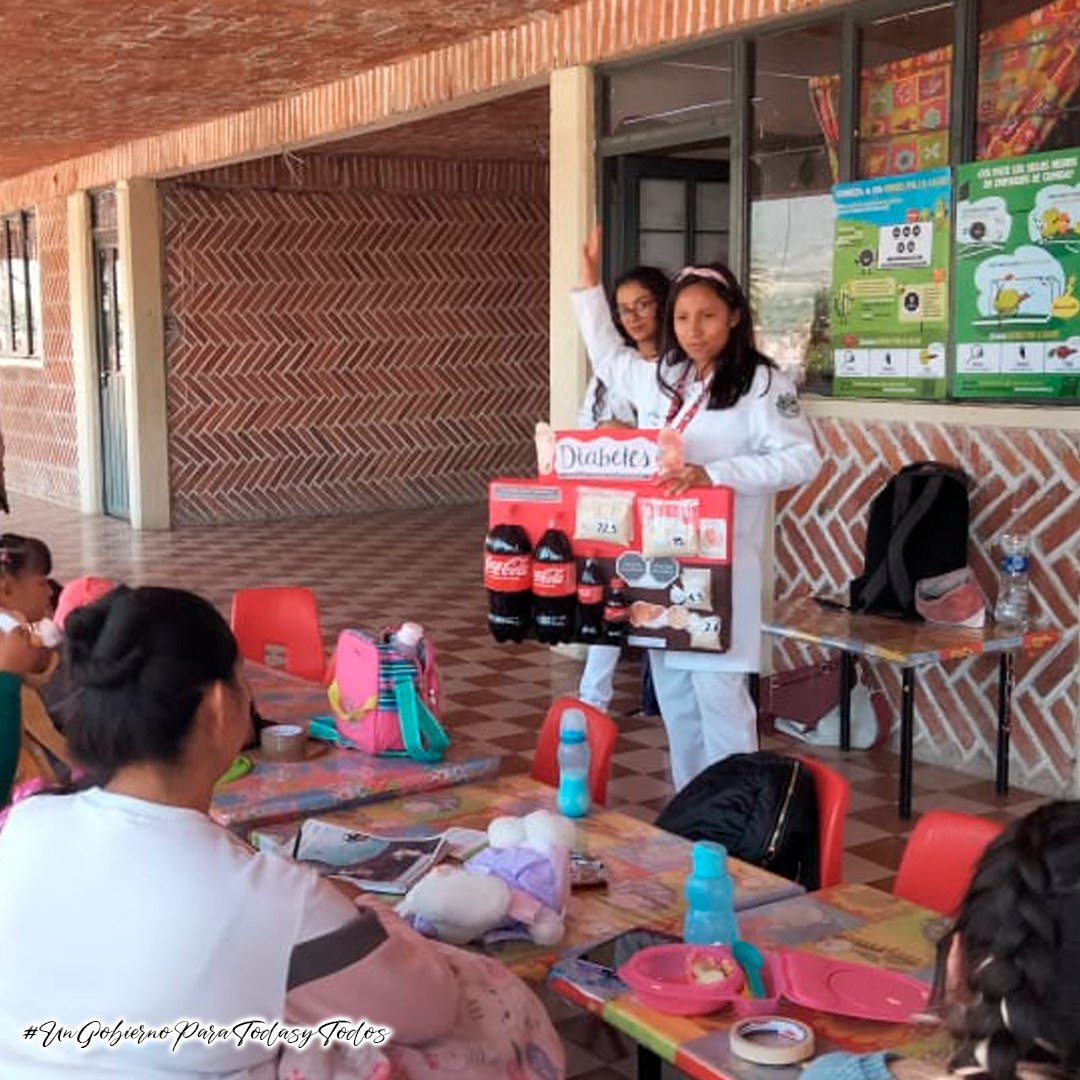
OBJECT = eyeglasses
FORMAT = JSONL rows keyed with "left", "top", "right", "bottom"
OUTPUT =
{"left": 616, "top": 298, "right": 659, "bottom": 319}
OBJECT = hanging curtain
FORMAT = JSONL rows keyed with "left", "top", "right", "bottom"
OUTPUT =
{"left": 808, "top": 0, "right": 1080, "bottom": 180}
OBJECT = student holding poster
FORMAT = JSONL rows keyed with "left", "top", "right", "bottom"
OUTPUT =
{"left": 571, "top": 227, "right": 821, "bottom": 791}
{"left": 576, "top": 265, "right": 669, "bottom": 716}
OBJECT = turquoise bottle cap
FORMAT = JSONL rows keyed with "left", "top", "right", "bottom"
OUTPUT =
{"left": 692, "top": 840, "right": 728, "bottom": 876}
{"left": 560, "top": 708, "right": 588, "bottom": 742}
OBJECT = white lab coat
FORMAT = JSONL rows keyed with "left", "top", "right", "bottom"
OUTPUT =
{"left": 578, "top": 374, "right": 638, "bottom": 428}
{"left": 570, "top": 285, "right": 822, "bottom": 674}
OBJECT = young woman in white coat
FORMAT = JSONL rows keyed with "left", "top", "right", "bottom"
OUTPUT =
{"left": 571, "top": 228, "right": 821, "bottom": 790}
{"left": 577, "top": 265, "right": 669, "bottom": 714}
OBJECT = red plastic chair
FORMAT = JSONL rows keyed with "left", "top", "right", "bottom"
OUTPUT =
{"left": 796, "top": 755, "right": 851, "bottom": 889}
{"left": 230, "top": 587, "right": 326, "bottom": 684}
{"left": 532, "top": 696, "right": 619, "bottom": 807}
{"left": 893, "top": 810, "right": 1004, "bottom": 915}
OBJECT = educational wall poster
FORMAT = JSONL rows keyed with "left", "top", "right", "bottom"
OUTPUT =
{"left": 830, "top": 168, "right": 952, "bottom": 399}
{"left": 953, "top": 149, "right": 1080, "bottom": 400}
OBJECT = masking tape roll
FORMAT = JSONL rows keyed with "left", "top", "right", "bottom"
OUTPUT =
{"left": 260, "top": 723, "right": 307, "bottom": 763}
{"left": 729, "top": 1017, "right": 815, "bottom": 1066}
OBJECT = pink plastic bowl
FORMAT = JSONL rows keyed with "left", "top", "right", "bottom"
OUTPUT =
{"left": 618, "top": 944, "right": 744, "bottom": 1016}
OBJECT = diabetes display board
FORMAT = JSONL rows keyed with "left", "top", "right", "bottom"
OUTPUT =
{"left": 830, "top": 167, "right": 952, "bottom": 400}
{"left": 953, "top": 148, "right": 1080, "bottom": 400}
{"left": 488, "top": 474, "right": 734, "bottom": 653}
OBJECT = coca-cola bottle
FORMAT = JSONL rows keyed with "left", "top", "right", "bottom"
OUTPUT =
{"left": 484, "top": 521, "right": 533, "bottom": 642}
{"left": 602, "top": 576, "right": 630, "bottom": 646}
{"left": 576, "top": 559, "right": 606, "bottom": 643}
{"left": 532, "top": 522, "right": 576, "bottom": 644}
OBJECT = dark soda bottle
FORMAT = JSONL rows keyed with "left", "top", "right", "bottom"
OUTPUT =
{"left": 484, "top": 522, "right": 533, "bottom": 642}
{"left": 576, "top": 559, "right": 606, "bottom": 643}
{"left": 532, "top": 523, "right": 576, "bottom": 644}
{"left": 602, "top": 576, "right": 630, "bottom": 646}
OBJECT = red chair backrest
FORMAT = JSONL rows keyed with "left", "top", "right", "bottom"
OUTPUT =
{"left": 230, "top": 587, "right": 326, "bottom": 684}
{"left": 532, "top": 696, "right": 618, "bottom": 807}
{"left": 893, "top": 810, "right": 1004, "bottom": 915}
{"left": 796, "top": 755, "right": 851, "bottom": 889}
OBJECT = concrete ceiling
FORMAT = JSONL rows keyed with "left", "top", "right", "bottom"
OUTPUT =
{"left": 1, "top": 0, "right": 573, "bottom": 181}
{"left": 313, "top": 87, "right": 550, "bottom": 161}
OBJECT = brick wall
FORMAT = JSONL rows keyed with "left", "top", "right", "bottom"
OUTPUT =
{"left": 775, "top": 418, "right": 1080, "bottom": 796}
{"left": 162, "top": 154, "right": 549, "bottom": 524}
{"left": 0, "top": 198, "right": 79, "bottom": 509}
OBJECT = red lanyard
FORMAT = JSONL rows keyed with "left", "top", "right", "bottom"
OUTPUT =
{"left": 664, "top": 365, "right": 710, "bottom": 433}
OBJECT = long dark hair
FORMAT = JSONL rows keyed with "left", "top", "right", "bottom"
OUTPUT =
{"left": 592, "top": 265, "right": 670, "bottom": 425}
{"left": 940, "top": 802, "right": 1080, "bottom": 1079}
{"left": 657, "top": 263, "right": 775, "bottom": 412}
{"left": 64, "top": 586, "right": 240, "bottom": 778}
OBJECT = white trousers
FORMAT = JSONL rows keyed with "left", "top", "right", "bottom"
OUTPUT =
{"left": 578, "top": 645, "right": 620, "bottom": 712}
{"left": 649, "top": 653, "right": 759, "bottom": 791}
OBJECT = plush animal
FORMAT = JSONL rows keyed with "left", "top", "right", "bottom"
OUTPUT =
{"left": 397, "top": 810, "right": 576, "bottom": 947}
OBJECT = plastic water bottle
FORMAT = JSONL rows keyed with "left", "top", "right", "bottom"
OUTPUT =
{"left": 683, "top": 841, "right": 739, "bottom": 946}
{"left": 556, "top": 708, "right": 590, "bottom": 818}
{"left": 993, "top": 531, "right": 1031, "bottom": 631}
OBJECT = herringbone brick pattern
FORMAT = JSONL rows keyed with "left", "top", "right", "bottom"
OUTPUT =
{"left": 775, "top": 418, "right": 1080, "bottom": 796}
{"left": 0, "top": 197, "right": 79, "bottom": 505}
{"left": 162, "top": 155, "right": 549, "bottom": 523}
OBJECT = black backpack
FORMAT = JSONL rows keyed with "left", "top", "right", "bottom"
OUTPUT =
{"left": 849, "top": 461, "right": 970, "bottom": 620}
{"left": 655, "top": 752, "right": 820, "bottom": 890}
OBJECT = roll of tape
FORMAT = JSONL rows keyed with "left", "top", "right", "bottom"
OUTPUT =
{"left": 729, "top": 1017, "right": 815, "bottom": 1066}
{"left": 260, "top": 723, "right": 307, "bottom": 763}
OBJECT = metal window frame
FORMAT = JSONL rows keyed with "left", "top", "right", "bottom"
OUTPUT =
{"left": 0, "top": 207, "right": 40, "bottom": 359}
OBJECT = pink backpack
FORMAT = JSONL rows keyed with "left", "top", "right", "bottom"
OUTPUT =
{"left": 325, "top": 628, "right": 448, "bottom": 761}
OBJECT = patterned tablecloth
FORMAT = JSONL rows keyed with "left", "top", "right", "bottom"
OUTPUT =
{"left": 209, "top": 662, "right": 501, "bottom": 832}
{"left": 550, "top": 883, "right": 951, "bottom": 1080}
{"left": 270, "top": 774, "right": 806, "bottom": 983}
{"left": 765, "top": 597, "right": 1061, "bottom": 666}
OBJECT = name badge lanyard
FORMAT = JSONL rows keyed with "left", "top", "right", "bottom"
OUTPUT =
{"left": 664, "top": 364, "right": 711, "bottom": 433}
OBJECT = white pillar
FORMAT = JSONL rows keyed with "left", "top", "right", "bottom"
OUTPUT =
{"left": 117, "top": 179, "right": 171, "bottom": 530}
{"left": 549, "top": 66, "right": 596, "bottom": 429}
{"left": 67, "top": 192, "right": 103, "bottom": 516}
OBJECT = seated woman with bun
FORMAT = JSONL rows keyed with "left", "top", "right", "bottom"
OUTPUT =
{"left": 804, "top": 801, "right": 1080, "bottom": 1080}
{"left": 0, "top": 586, "right": 562, "bottom": 1080}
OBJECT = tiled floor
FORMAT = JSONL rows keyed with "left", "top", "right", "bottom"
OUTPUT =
{"left": 7, "top": 495, "right": 1047, "bottom": 1079}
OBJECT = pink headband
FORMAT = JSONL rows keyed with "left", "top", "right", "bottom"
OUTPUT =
{"left": 676, "top": 266, "right": 734, "bottom": 289}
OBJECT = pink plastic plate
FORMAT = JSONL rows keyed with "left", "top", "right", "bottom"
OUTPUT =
{"left": 618, "top": 944, "right": 744, "bottom": 1016}
{"left": 778, "top": 950, "right": 930, "bottom": 1023}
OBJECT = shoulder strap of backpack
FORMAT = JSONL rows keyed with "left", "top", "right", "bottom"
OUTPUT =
{"left": 856, "top": 473, "right": 945, "bottom": 612}
{"left": 389, "top": 666, "right": 450, "bottom": 763}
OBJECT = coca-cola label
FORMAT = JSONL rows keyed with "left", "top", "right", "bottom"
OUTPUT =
{"left": 532, "top": 563, "right": 576, "bottom": 597}
{"left": 577, "top": 584, "right": 604, "bottom": 605}
{"left": 604, "top": 604, "right": 630, "bottom": 623}
{"left": 484, "top": 554, "right": 532, "bottom": 592}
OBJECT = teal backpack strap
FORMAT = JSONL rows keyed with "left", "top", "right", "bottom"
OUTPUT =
{"left": 390, "top": 669, "right": 450, "bottom": 763}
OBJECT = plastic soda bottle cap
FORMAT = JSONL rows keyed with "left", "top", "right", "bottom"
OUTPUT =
{"left": 560, "top": 708, "right": 588, "bottom": 742}
{"left": 692, "top": 840, "right": 728, "bottom": 877}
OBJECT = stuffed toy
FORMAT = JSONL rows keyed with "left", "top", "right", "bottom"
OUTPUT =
{"left": 397, "top": 810, "right": 576, "bottom": 947}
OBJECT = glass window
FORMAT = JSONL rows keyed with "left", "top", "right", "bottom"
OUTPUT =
{"left": 977, "top": 0, "right": 1080, "bottom": 159}
{"left": 0, "top": 210, "right": 40, "bottom": 360}
{"left": 604, "top": 42, "right": 734, "bottom": 138}
{"left": 751, "top": 24, "right": 840, "bottom": 386}
{"left": 857, "top": 3, "right": 954, "bottom": 179}
{"left": 754, "top": 22, "right": 842, "bottom": 196}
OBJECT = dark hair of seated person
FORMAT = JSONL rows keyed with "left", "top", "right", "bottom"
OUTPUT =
{"left": 63, "top": 586, "right": 240, "bottom": 779}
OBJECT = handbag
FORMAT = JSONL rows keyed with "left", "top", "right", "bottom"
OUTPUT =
{"left": 757, "top": 661, "right": 840, "bottom": 730}
{"left": 326, "top": 628, "right": 449, "bottom": 762}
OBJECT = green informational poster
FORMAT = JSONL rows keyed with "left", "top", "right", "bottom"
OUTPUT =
{"left": 954, "top": 150, "right": 1080, "bottom": 399}
{"left": 830, "top": 168, "right": 952, "bottom": 399}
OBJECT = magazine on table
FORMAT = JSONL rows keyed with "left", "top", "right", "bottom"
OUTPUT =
{"left": 253, "top": 819, "right": 488, "bottom": 894}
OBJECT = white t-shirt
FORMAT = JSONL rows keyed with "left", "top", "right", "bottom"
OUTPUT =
{"left": 0, "top": 788, "right": 374, "bottom": 1078}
